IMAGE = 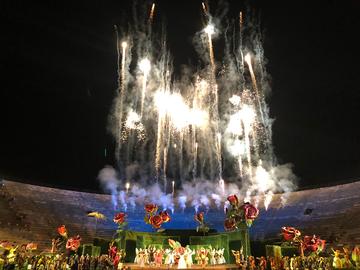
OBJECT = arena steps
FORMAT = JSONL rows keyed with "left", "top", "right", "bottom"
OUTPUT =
{"left": 1, "top": 180, "right": 360, "bottom": 249}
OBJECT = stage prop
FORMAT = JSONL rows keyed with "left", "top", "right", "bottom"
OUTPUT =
{"left": 114, "top": 225, "right": 250, "bottom": 264}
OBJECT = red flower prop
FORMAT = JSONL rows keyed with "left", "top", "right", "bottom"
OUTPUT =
{"left": 57, "top": 225, "right": 68, "bottom": 238}
{"left": 224, "top": 197, "right": 259, "bottom": 229}
{"left": 145, "top": 203, "right": 158, "bottom": 214}
{"left": 0, "top": 241, "right": 13, "bottom": 250}
{"left": 224, "top": 218, "right": 236, "bottom": 231}
{"left": 194, "top": 212, "right": 204, "bottom": 223}
{"left": 26, "top": 243, "right": 38, "bottom": 251}
{"left": 242, "top": 202, "right": 259, "bottom": 220}
{"left": 194, "top": 212, "right": 210, "bottom": 234}
{"left": 282, "top": 226, "right": 301, "bottom": 241}
{"left": 108, "top": 245, "right": 117, "bottom": 260}
{"left": 144, "top": 204, "right": 171, "bottom": 230}
{"left": 227, "top": 194, "right": 239, "bottom": 206}
{"left": 160, "top": 211, "right": 171, "bottom": 223}
{"left": 280, "top": 228, "right": 326, "bottom": 256}
{"left": 113, "top": 212, "right": 126, "bottom": 225}
{"left": 66, "top": 235, "right": 81, "bottom": 251}
{"left": 302, "top": 235, "right": 326, "bottom": 253}
{"left": 149, "top": 215, "right": 163, "bottom": 229}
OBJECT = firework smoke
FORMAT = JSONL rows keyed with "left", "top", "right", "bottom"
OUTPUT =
{"left": 104, "top": 2, "right": 297, "bottom": 213}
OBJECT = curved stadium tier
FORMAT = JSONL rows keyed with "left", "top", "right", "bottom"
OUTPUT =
{"left": 1, "top": 180, "right": 360, "bottom": 250}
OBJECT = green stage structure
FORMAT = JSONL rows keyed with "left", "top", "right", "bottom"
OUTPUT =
{"left": 114, "top": 224, "right": 250, "bottom": 263}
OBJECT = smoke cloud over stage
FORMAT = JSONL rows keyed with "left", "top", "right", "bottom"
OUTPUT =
{"left": 100, "top": 2, "right": 297, "bottom": 213}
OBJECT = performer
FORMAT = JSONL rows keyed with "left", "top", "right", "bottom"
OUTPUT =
{"left": 210, "top": 248, "right": 217, "bottom": 265}
{"left": 164, "top": 248, "right": 174, "bottom": 267}
{"left": 196, "top": 247, "right": 209, "bottom": 267}
{"left": 257, "top": 256, "right": 267, "bottom": 270}
{"left": 248, "top": 256, "right": 256, "bottom": 270}
{"left": 177, "top": 253, "right": 187, "bottom": 269}
{"left": 154, "top": 249, "right": 164, "bottom": 267}
{"left": 331, "top": 249, "right": 343, "bottom": 269}
{"left": 185, "top": 246, "right": 195, "bottom": 268}
{"left": 232, "top": 250, "right": 242, "bottom": 266}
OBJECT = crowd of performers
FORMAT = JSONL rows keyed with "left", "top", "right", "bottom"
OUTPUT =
{"left": 0, "top": 252, "right": 120, "bottom": 270}
{"left": 1, "top": 240, "right": 360, "bottom": 270}
{"left": 232, "top": 246, "right": 360, "bottom": 270}
{"left": 132, "top": 244, "right": 225, "bottom": 268}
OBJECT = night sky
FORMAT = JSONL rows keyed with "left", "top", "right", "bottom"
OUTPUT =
{"left": 1, "top": 0, "right": 360, "bottom": 191}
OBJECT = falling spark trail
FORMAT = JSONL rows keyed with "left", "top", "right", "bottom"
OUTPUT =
{"left": 219, "top": 178, "right": 225, "bottom": 195}
{"left": 114, "top": 26, "right": 128, "bottom": 160}
{"left": 163, "top": 147, "right": 168, "bottom": 192}
{"left": 121, "top": 42, "right": 127, "bottom": 90}
{"left": 204, "top": 24, "right": 222, "bottom": 181}
{"left": 239, "top": 12, "right": 244, "bottom": 65}
{"left": 239, "top": 11, "right": 243, "bottom": 29}
{"left": 179, "top": 132, "right": 184, "bottom": 182}
{"left": 149, "top": 3, "right": 156, "bottom": 24}
{"left": 205, "top": 25, "right": 215, "bottom": 69}
{"left": 193, "top": 142, "right": 198, "bottom": 181}
{"left": 202, "top": 2, "right": 207, "bottom": 14}
{"left": 119, "top": 41, "right": 127, "bottom": 130}
{"left": 216, "top": 133, "right": 222, "bottom": 180}
{"left": 240, "top": 105, "right": 256, "bottom": 177}
{"left": 155, "top": 108, "right": 163, "bottom": 179}
{"left": 245, "top": 54, "right": 265, "bottom": 124}
{"left": 139, "top": 58, "right": 151, "bottom": 117}
{"left": 238, "top": 154, "right": 243, "bottom": 177}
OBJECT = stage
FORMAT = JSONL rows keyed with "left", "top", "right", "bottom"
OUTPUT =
{"left": 123, "top": 264, "right": 240, "bottom": 270}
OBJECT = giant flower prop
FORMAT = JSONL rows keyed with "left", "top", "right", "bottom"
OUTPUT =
{"left": 160, "top": 211, "right": 171, "bottom": 223}
{"left": 57, "top": 225, "right": 68, "bottom": 238}
{"left": 113, "top": 212, "right": 128, "bottom": 235}
{"left": 224, "top": 195, "right": 259, "bottom": 230}
{"left": 281, "top": 227, "right": 326, "bottom": 255}
{"left": 144, "top": 203, "right": 171, "bottom": 230}
{"left": 224, "top": 218, "right": 236, "bottom": 231}
{"left": 145, "top": 203, "right": 158, "bottom": 214}
{"left": 25, "top": 243, "right": 38, "bottom": 251}
{"left": 282, "top": 226, "right": 301, "bottom": 241}
{"left": 242, "top": 202, "right": 260, "bottom": 226}
{"left": 114, "top": 212, "right": 126, "bottom": 225}
{"left": 194, "top": 212, "right": 210, "bottom": 234}
{"left": 302, "top": 235, "right": 326, "bottom": 253}
{"left": 0, "top": 241, "right": 14, "bottom": 250}
{"left": 66, "top": 235, "right": 81, "bottom": 251}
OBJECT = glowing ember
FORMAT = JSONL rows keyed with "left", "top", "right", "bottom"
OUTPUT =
{"left": 139, "top": 58, "right": 151, "bottom": 74}
{"left": 229, "top": 95, "right": 241, "bottom": 106}
{"left": 228, "top": 139, "right": 245, "bottom": 156}
{"left": 154, "top": 90, "right": 208, "bottom": 130}
{"left": 204, "top": 24, "right": 215, "bottom": 36}
{"left": 125, "top": 110, "right": 141, "bottom": 129}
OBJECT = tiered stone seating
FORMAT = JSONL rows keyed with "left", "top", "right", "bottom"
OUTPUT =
{"left": 1, "top": 180, "right": 360, "bottom": 249}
